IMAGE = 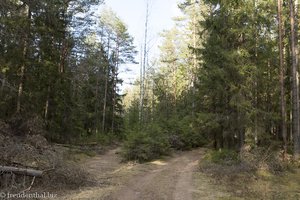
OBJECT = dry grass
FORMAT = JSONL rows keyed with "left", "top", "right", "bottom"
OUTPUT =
{"left": 0, "top": 120, "right": 96, "bottom": 193}
{"left": 199, "top": 147, "right": 300, "bottom": 200}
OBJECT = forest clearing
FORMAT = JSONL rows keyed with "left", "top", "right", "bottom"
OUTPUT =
{"left": 1, "top": 0, "right": 300, "bottom": 199}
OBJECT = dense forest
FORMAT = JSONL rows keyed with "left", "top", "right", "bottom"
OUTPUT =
{"left": 0, "top": 0, "right": 137, "bottom": 143}
{"left": 1, "top": 0, "right": 300, "bottom": 199}
{"left": 123, "top": 0, "right": 300, "bottom": 162}
{"left": 1, "top": 0, "right": 300, "bottom": 163}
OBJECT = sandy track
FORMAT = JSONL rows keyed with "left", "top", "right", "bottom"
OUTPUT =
{"left": 60, "top": 148, "right": 206, "bottom": 200}
{"left": 108, "top": 149, "right": 204, "bottom": 200}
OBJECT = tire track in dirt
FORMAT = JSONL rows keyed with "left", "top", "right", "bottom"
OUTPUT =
{"left": 59, "top": 148, "right": 206, "bottom": 200}
{"left": 108, "top": 149, "right": 204, "bottom": 200}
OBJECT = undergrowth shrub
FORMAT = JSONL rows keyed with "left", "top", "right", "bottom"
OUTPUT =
{"left": 122, "top": 125, "right": 170, "bottom": 162}
{"left": 161, "top": 116, "right": 208, "bottom": 150}
{"left": 205, "top": 149, "right": 240, "bottom": 165}
{"left": 240, "top": 146, "right": 290, "bottom": 173}
{"left": 122, "top": 114, "right": 208, "bottom": 161}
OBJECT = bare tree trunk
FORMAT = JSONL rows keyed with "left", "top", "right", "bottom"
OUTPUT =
{"left": 139, "top": 44, "right": 143, "bottom": 123}
{"left": 290, "top": 0, "right": 300, "bottom": 159}
{"left": 102, "top": 37, "right": 110, "bottom": 133}
{"left": 111, "top": 66, "right": 116, "bottom": 133}
{"left": 16, "top": 5, "right": 31, "bottom": 113}
{"left": 173, "top": 62, "right": 177, "bottom": 108}
{"left": 59, "top": 39, "right": 68, "bottom": 74}
{"left": 151, "top": 79, "right": 155, "bottom": 122}
{"left": 111, "top": 86, "right": 116, "bottom": 133}
{"left": 0, "top": 76, "right": 5, "bottom": 96}
{"left": 278, "top": 0, "right": 288, "bottom": 159}
{"left": 253, "top": 0, "right": 258, "bottom": 146}
{"left": 191, "top": 0, "right": 197, "bottom": 117}
{"left": 0, "top": 166, "right": 43, "bottom": 177}
{"left": 111, "top": 41, "right": 120, "bottom": 133}
{"left": 44, "top": 85, "right": 50, "bottom": 120}
{"left": 296, "top": 0, "right": 299, "bottom": 69}
{"left": 59, "top": 7, "right": 68, "bottom": 74}
{"left": 140, "top": 0, "right": 149, "bottom": 125}
{"left": 94, "top": 68, "right": 100, "bottom": 136}
{"left": 102, "top": 66, "right": 108, "bottom": 133}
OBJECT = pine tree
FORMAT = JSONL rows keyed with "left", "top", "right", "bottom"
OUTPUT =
{"left": 289, "top": 0, "right": 300, "bottom": 159}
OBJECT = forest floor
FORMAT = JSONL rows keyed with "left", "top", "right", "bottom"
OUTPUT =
{"left": 57, "top": 147, "right": 300, "bottom": 200}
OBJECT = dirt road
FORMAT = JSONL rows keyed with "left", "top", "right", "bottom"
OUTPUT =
{"left": 60, "top": 148, "right": 228, "bottom": 200}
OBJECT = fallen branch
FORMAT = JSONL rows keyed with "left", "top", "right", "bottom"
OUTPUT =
{"left": 0, "top": 166, "right": 43, "bottom": 177}
{"left": 18, "top": 176, "right": 36, "bottom": 194}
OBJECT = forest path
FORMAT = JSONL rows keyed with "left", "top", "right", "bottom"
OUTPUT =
{"left": 59, "top": 148, "right": 227, "bottom": 200}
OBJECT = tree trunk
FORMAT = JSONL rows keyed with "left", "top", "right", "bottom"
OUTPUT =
{"left": 290, "top": 0, "right": 300, "bottom": 159}
{"left": 278, "top": 0, "right": 288, "bottom": 159}
{"left": 111, "top": 81, "right": 116, "bottom": 133}
{"left": 139, "top": 44, "right": 143, "bottom": 123}
{"left": 102, "top": 66, "right": 108, "bottom": 133}
{"left": 0, "top": 76, "right": 5, "bottom": 96}
{"left": 191, "top": 0, "right": 197, "bottom": 117}
{"left": 44, "top": 85, "right": 50, "bottom": 120}
{"left": 0, "top": 166, "right": 43, "bottom": 177}
{"left": 94, "top": 67, "right": 100, "bottom": 136}
{"left": 253, "top": 0, "right": 259, "bottom": 146}
{"left": 102, "top": 37, "right": 110, "bottom": 133}
{"left": 140, "top": 0, "right": 149, "bottom": 125}
{"left": 59, "top": 40, "right": 68, "bottom": 74}
{"left": 173, "top": 62, "right": 177, "bottom": 108}
{"left": 111, "top": 42, "right": 120, "bottom": 133}
{"left": 16, "top": 5, "right": 31, "bottom": 113}
{"left": 111, "top": 62, "right": 116, "bottom": 134}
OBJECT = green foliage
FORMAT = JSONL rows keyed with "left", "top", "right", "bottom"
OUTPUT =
{"left": 1, "top": 0, "right": 294, "bottom": 162}
{"left": 77, "top": 132, "right": 116, "bottom": 146}
{"left": 160, "top": 116, "right": 208, "bottom": 150}
{"left": 122, "top": 125, "right": 170, "bottom": 162}
{"left": 0, "top": 1, "right": 136, "bottom": 143}
{"left": 205, "top": 149, "right": 240, "bottom": 166}
{"left": 193, "top": 0, "right": 281, "bottom": 150}
{"left": 123, "top": 108, "right": 208, "bottom": 161}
